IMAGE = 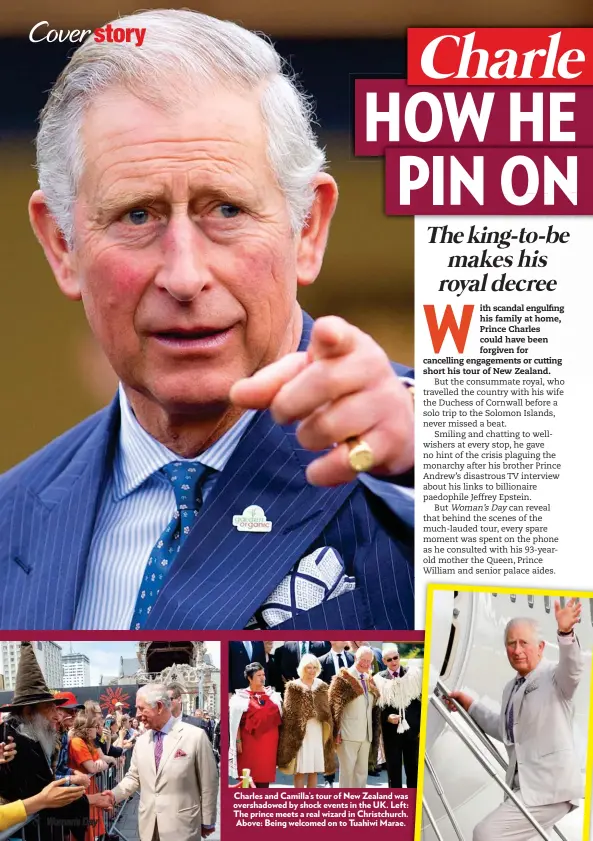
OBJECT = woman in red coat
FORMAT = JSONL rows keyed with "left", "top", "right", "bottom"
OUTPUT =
{"left": 229, "top": 662, "right": 282, "bottom": 787}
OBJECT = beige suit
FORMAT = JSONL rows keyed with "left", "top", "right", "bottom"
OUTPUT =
{"left": 469, "top": 634, "right": 583, "bottom": 841}
{"left": 337, "top": 666, "right": 375, "bottom": 788}
{"left": 112, "top": 718, "right": 218, "bottom": 841}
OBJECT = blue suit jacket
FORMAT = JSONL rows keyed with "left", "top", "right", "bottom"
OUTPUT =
{"left": 228, "top": 641, "right": 267, "bottom": 692}
{"left": 0, "top": 315, "right": 414, "bottom": 631}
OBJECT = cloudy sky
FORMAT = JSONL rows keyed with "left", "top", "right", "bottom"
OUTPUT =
{"left": 61, "top": 641, "right": 221, "bottom": 685}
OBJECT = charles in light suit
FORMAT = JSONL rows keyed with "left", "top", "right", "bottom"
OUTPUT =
{"left": 111, "top": 686, "right": 218, "bottom": 841}
{"left": 329, "top": 648, "right": 379, "bottom": 788}
{"left": 451, "top": 601, "right": 584, "bottom": 841}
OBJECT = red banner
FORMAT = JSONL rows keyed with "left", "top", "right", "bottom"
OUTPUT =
{"left": 407, "top": 28, "right": 593, "bottom": 85}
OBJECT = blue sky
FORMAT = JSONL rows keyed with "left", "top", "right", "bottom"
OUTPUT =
{"left": 63, "top": 641, "right": 221, "bottom": 685}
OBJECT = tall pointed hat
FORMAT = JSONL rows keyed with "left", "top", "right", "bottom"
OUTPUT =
{"left": 0, "top": 642, "right": 66, "bottom": 712}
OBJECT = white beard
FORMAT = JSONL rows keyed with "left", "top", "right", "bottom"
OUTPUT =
{"left": 14, "top": 712, "right": 57, "bottom": 760}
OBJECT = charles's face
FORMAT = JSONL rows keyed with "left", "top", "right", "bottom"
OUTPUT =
{"left": 356, "top": 654, "right": 374, "bottom": 672}
{"left": 136, "top": 697, "right": 163, "bottom": 730}
{"left": 52, "top": 85, "right": 324, "bottom": 417}
{"left": 505, "top": 623, "right": 545, "bottom": 676}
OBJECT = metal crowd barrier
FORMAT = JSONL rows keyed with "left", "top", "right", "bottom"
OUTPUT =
{"left": 0, "top": 747, "right": 136, "bottom": 841}
{"left": 423, "top": 679, "right": 571, "bottom": 841}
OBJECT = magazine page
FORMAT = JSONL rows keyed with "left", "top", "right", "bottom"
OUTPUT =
{"left": 0, "top": 6, "right": 592, "bottom": 841}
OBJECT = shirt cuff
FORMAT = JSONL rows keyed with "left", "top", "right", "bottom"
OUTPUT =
{"left": 557, "top": 631, "right": 575, "bottom": 644}
{"left": 202, "top": 825, "right": 216, "bottom": 830}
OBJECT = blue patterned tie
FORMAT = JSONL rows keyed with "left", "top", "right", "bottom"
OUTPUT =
{"left": 130, "top": 461, "right": 212, "bottom": 630}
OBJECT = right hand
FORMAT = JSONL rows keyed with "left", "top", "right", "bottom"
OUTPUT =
{"left": 446, "top": 691, "right": 474, "bottom": 712}
{"left": 38, "top": 779, "right": 86, "bottom": 809}
{"left": 0, "top": 738, "right": 16, "bottom": 764}
{"left": 387, "top": 714, "right": 400, "bottom": 725}
{"left": 70, "top": 772, "right": 91, "bottom": 789}
{"left": 88, "top": 790, "right": 115, "bottom": 811}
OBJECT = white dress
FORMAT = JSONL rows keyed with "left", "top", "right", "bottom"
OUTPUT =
{"left": 295, "top": 678, "right": 326, "bottom": 774}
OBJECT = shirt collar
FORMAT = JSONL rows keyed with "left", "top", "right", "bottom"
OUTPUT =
{"left": 114, "top": 384, "right": 256, "bottom": 500}
{"left": 157, "top": 715, "right": 175, "bottom": 735}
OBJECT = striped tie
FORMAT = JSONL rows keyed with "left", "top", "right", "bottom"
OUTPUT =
{"left": 154, "top": 730, "right": 164, "bottom": 770}
{"left": 130, "top": 461, "right": 213, "bottom": 630}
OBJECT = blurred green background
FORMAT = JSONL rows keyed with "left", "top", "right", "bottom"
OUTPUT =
{"left": 1, "top": 0, "right": 591, "bottom": 470}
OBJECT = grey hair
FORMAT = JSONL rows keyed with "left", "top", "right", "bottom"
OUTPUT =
{"left": 136, "top": 683, "right": 172, "bottom": 709}
{"left": 383, "top": 644, "right": 399, "bottom": 658}
{"left": 35, "top": 8, "right": 326, "bottom": 247}
{"left": 297, "top": 653, "right": 321, "bottom": 679}
{"left": 504, "top": 617, "right": 542, "bottom": 644}
{"left": 354, "top": 645, "right": 374, "bottom": 663}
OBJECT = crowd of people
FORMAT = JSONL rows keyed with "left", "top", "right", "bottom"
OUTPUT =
{"left": 0, "top": 643, "right": 220, "bottom": 841}
{"left": 229, "top": 640, "right": 422, "bottom": 790}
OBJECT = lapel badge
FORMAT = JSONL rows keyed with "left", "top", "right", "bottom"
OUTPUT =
{"left": 232, "top": 504, "right": 272, "bottom": 532}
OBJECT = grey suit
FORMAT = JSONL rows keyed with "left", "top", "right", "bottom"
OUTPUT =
{"left": 469, "top": 634, "right": 583, "bottom": 841}
{"left": 337, "top": 665, "right": 375, "bottom": 788}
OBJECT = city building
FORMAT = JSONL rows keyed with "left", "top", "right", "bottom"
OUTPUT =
{"left": 35, "top": 641, "right": 63, "bottom": 689}
{"left": 0, "top": 641, "right": 63, "bottom": 690}
{"left": 0, "top": 642, "right": 20, "bottom": 691}
{"left": 99, "top": 641, "right": 219, "bottom": 716}
{"left": 62, "top": 651, "right": 91, "bottom": 687}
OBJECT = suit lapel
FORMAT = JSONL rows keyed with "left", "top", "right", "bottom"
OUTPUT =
{"left": 514, "top": 665, "right": 540, "bottom": 728}
{"left": 501, "top": 679, "right": 515, "bottom": 742}
{"left": 2, "top": 399, "right": 118, "bottom": 628}
{"left": 148, "top": 730, "right": 158, "bottom": 777}
{"left": 157, "top": 723, "right": 183, "bottom": 778}
{"left": 148, "top": 317, "right": 359, "bottom": 630}
{"left": 503, "top": 671, "right": 532, "bottom": 743}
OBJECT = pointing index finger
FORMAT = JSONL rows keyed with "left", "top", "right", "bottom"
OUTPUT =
{"left": 230, "top": 352, "right": 309, "bottom": 410}
{"left": 308, "top": 316, "right": 358, "bottom": 361}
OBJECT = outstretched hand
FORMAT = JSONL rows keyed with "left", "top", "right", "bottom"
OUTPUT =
{"left": 88, "top": 790, "right": 115, "bottom": 811}
{"left": 230, "top": 316, "right": 414, "bottom": 486}
{"left": 555, "top": 598, "right": 581, "bottom": 634}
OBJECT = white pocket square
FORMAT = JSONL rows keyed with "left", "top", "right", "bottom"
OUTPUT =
{"left": 249, "top": 546, "right": 355, "bottom": 629}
